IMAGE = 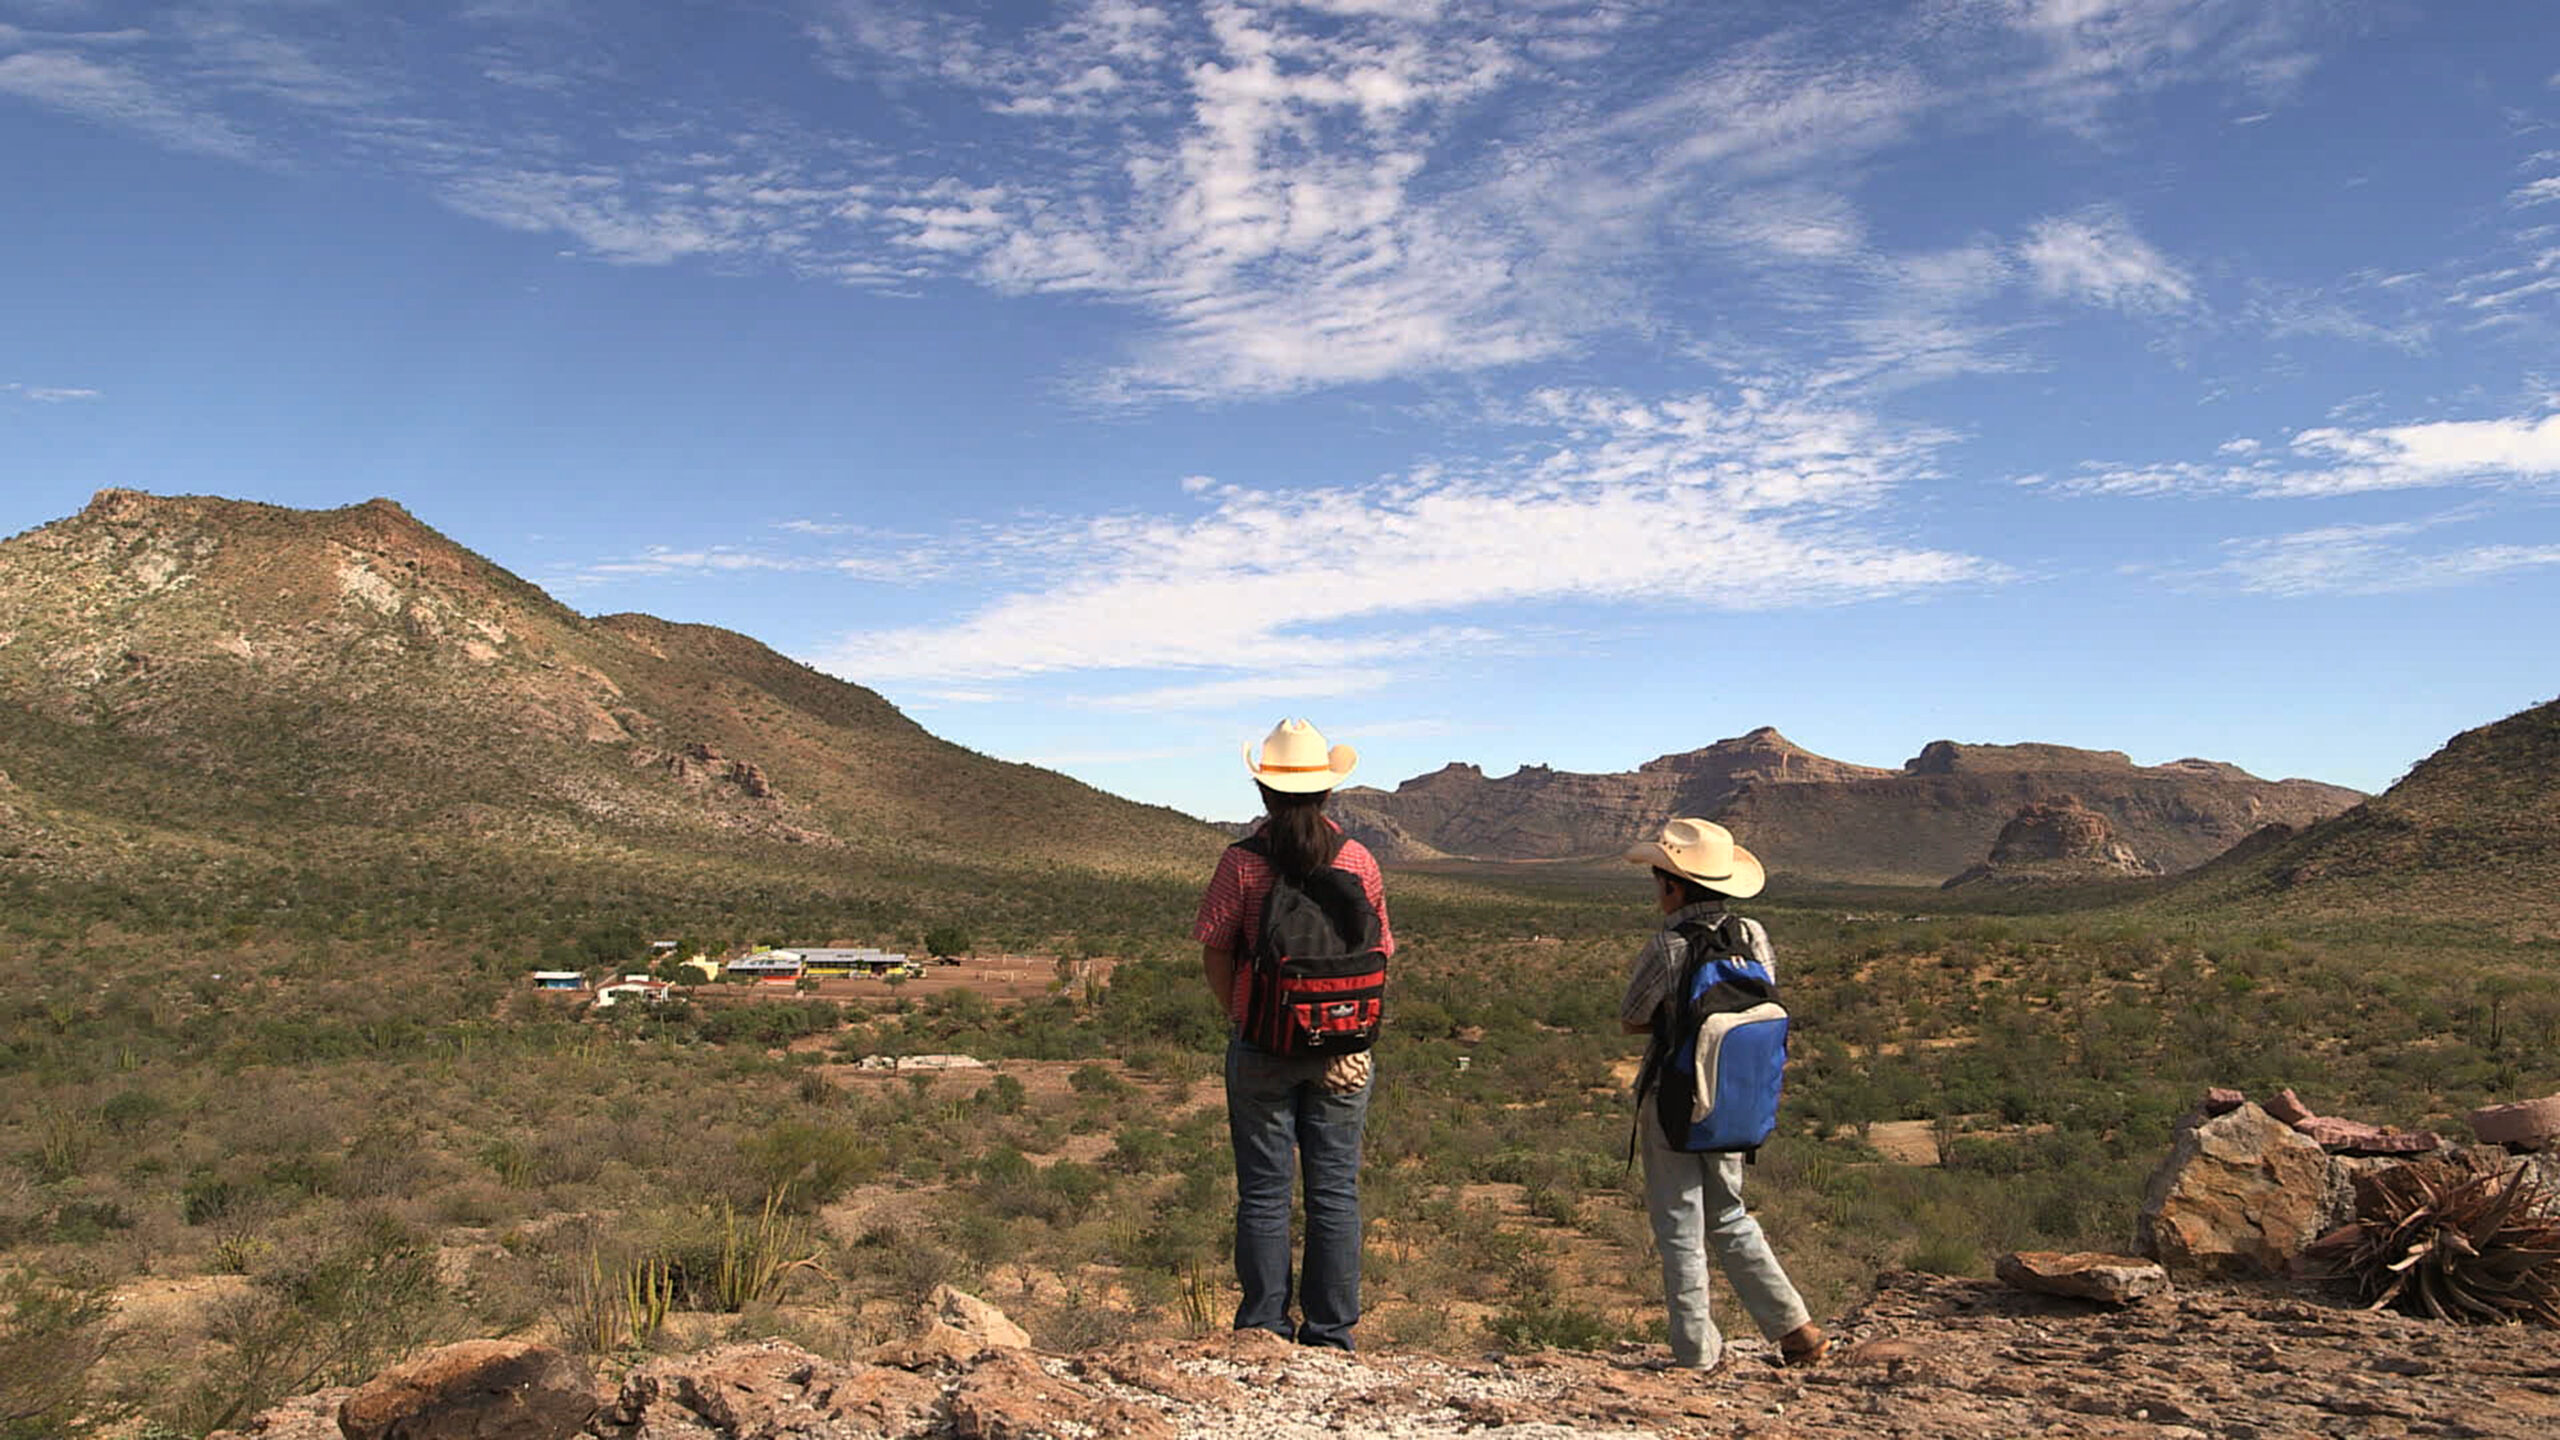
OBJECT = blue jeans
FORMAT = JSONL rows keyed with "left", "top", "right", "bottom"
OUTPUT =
{"left": 1225, "top": 1035, "right": 1371, "bottom": 1350}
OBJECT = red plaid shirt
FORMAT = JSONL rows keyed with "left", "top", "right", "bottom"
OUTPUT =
{"left": 1191, "top": 826, "right": 1394, "bottom": 1025}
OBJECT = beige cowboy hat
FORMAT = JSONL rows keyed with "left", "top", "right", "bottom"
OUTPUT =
{"left": 1243, "top": 718, "right": 1358, "bottom": 794}
{"left": 1623, "top": 817, "right": 1766, "bottom": 899}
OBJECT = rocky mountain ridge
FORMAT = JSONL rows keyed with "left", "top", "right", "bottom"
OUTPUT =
{"left": 0, "top": 490, "right": 1225, "bottom": 885}
{"left": 1331, "top": 729, "right": 2362, "bottom": 886}
{"left": 2168, "top": 691, "right": 2560, "bottom": 931}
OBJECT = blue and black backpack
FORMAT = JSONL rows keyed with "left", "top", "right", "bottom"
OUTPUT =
{"left": 1635, "top": 914, "right": 1790, "bottom": 1158}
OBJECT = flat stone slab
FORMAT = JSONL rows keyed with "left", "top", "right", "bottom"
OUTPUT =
{"left": 1996, "top": 1251, "right": 2171, "bottom": 1305}
{"left": 2295, "top": 1116, "right": 2442, "bottom": 1154}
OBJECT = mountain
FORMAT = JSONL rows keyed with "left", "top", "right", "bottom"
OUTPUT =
{"left": 0, "top": 490, "right": 1226, "bottom": 905}
{"left": 2173, "top": 693, "right": 2560, "bottom": 929}
{"left": 1329, "top": 728, "right": 2362, "bottom": 885}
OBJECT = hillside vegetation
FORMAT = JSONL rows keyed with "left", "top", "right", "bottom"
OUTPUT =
{"left": 2162, "top": 693, "right": 2560, "bottom": 938}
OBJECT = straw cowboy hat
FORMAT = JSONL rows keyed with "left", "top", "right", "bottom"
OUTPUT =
{"left": 1244, "top": 718, "right": 1358, "bottom": 794}
{"left": 1623, "top": 817, "right": 1766, "bottom": 899}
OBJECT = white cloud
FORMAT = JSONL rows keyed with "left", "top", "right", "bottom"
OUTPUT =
{"left": 2042, "top": 407, "right": 2560, "bottom": 497}
{"left": 2019, "top": 208, "right": 2196, "bottom": 313}
{"left": 0, "top": 50, "right": 256, "bottom": 159}
{"left": 3, "top": 382, "right": 102, "bottom": 402}
{"left": 2511, "top": 176, "right": 2560, "bottom": 208}
{"left": 815, "top": 382, "right": 2000, "bottom": 687}
{"left": 562, "top": 540, "right": 943, "bottom": 587}
{"left": 1080, "top": 669, "right": 1394, "bottom": 713}
{"left": 2201, "top": 516, "right": 2560, "bottom": 595}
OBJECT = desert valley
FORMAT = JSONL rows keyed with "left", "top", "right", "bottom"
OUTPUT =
{"left": 0, "top": 491, "right": 2555, "bottom": 1438}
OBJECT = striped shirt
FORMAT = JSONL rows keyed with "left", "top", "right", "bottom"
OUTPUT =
{"left": 1192, "top": 824, "right": 1395, "bottom": 1025}
{"left": 1617, "top": 901, "right": 1776, "bottom": 1028}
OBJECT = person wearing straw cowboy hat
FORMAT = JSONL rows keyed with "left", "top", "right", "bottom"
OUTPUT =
{"left": 1618, "top": 817, "right": 1827, "bottom": 1373}
{"left": 1190, "top": 719, "right": 1394, "bottom": 1350}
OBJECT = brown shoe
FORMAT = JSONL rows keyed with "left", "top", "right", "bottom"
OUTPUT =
{"left": 1778, "top": 1323, "right": 1827, "bottom": 1367}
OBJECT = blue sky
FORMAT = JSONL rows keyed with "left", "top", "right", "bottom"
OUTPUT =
{"left": 3, "top": 1, "right": 2557, "bottom": 823}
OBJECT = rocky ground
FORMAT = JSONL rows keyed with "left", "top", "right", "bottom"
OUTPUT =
{"left": 218, "top": 1270, "right": 2560, "bottom": 1440}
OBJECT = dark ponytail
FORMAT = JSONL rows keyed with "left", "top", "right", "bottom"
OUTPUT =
{"left": 1256, "top": 782, "right": 1343, "bottom": 881}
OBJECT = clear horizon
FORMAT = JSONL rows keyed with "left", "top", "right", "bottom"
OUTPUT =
{"left": 5, "top": 3, "right": 2556, "bottom": 820}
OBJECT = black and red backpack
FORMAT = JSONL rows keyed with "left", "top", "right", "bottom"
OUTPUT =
{"left": 1232, "top": 832, "right": 1387, "bottom": 1056}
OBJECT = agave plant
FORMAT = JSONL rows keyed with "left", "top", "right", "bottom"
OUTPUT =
{"left": 2305, "top": 1154, "right": 2560, "bottom": 1326}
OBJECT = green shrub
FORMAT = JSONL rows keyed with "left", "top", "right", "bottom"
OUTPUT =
{"left": 0, "top": 1266, "right": 118, "bottom": 1440}
{"left": 738, "top": 1119, "right": 882, "bottom": 1211}
{"left": 168, "top": 1214, "right": 448, "bottom": 1436}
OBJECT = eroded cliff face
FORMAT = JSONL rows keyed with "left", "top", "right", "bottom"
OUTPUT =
{"left": 1330, "top": 729, "right": 2361, "bottom": 885}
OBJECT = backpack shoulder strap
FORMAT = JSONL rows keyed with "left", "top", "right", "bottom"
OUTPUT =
{"left": 1232, "top": 831, "right": 1271, "bottom": 860}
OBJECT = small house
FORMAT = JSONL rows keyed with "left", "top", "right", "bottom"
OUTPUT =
{"left": 594, "top": 979, "right": 674, "bottom": 1009}
{"left": 529, "top": 971, "right": 588, "bottom": 991}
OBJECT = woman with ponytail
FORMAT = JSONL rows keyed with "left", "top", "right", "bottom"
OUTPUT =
{"left": 1190, "top": 719, "right": 1393, "bottom": 1351}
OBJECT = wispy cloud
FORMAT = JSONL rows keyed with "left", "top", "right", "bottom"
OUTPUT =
{"left": 0, "top": 1, "right": 2334, "bottom": 401}
{"left": 1079, "top": 669, "right": 1395, "bottom": 713}
{"left": 559, "top": 540, "right": 943, "bottom": 587}
{"left": 2191, "top": 514, "right": 2560, "bottom": 595}
{"left": 0, "top": 49, "right": 255, "bottom": 159}
{"left": 2035, "top": 407, "right": 2560, "bottom": 498}
{"left": 2019, "top": 208, "right": 2196, "bottom": 314}
{"left": 2, "top": 381, "right": 102, "bottom": 403}
{"left": 2511, "top": 176, "right": 2560, "bottom": 209}
{"left": 815, "top": 381, "right": 2003, "bottom": 687}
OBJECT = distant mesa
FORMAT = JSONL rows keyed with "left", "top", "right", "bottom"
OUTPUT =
{"left": 1943, "top": 796, "right": 2163, "bottom": 889}
{"left": 1330, "top": 729, "right": 2363, "bottom": 886}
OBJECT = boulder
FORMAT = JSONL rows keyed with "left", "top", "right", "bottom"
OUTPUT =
{"left": 1995, "top": 1251, "right": 2170, "bottom": 1305}
{"left": 338, "top": 1340, "right": 595, "bottom": 1440}
{"left": 2136, "top": 1103, "right": 2331, "bottom": 1278}
{"left": 2469, "top": 1093, "right": 2560, "bottom": 1150}
{"left": 2262, "top": 1088, "right": 2314, "bottom": 1126}
{"left": 925, "top": 1285, "right": 1031, "bottom": 1351}
{"left": 592, "top": 1340, "right": 941, "bottom": 1440}
{"left": 871, "top": 1286, "right": 1033, "bottom": 1369}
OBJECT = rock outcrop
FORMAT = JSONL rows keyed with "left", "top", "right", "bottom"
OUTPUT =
{"left": 1944, "top": 796, "right": 2162, "bottom": 887}
{"left": 338, "top": 1339, "right": 597, "bottom": 1440}
{"left": 592, "top": 1340, "right": 941, "bottom": 1440}
{"left": 208, "top": 1271, "right": 2560, "bottom": 1440}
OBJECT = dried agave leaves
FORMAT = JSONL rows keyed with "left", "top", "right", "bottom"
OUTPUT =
{"left": 2305, "top": 1154, "right": 2560, "bottom": 1327}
